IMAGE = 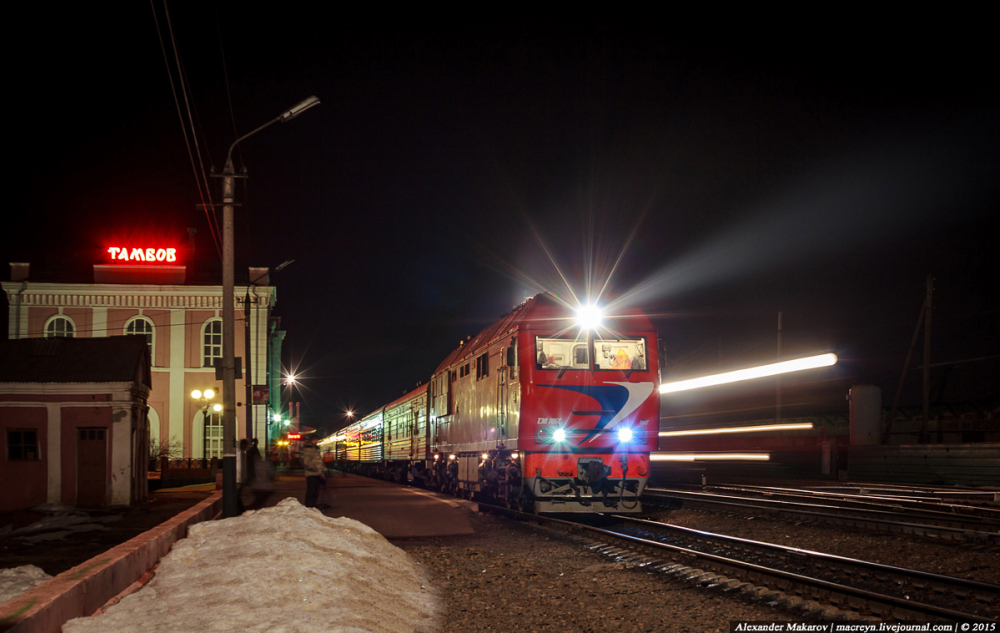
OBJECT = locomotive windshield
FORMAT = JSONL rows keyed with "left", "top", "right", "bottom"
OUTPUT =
{"left": 535, "top": 336, "right": 646, "bottom": 371}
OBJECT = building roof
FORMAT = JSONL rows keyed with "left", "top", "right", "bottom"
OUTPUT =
{"left": 0, "top": 336, "right": 151, "bottom": 386}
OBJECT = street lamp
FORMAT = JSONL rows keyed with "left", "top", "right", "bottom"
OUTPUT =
{"left": 191, "top": 389, "right": 222, "bottom": 465}
{"left": 217, "top": 96, "right": 320, "bottom": 518}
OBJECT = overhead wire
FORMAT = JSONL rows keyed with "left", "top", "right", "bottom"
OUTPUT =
{"left": 211, "top": 3, "right": 257, "bottom": 270}
{"left": 152, "top": 0, "right": 222, "bottom": 259}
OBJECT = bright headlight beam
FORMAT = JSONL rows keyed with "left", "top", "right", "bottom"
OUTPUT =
{"left": 553, "top": 428, "right": 567, "bottom": 442}
{"left": 575, "top": 304, "right": 603, "bottom": 331}
{"left": 617, "top": 427, "right": 633, "bottom": 443}
{"left": 659, "top": 353, "right": 837, "bottom": 395}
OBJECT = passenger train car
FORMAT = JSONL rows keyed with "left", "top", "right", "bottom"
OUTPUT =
{"left": 325, "top": 293, "right": 660, "bottom": 513}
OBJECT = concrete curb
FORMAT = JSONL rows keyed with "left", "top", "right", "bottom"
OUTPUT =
{"left": 0, "top": 491, "right": 222, "bottom": 633}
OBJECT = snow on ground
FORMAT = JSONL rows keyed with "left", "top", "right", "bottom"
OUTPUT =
{"left": 63, "top": 498, "right": 442, "bottom": 633}
{"left": 0, "top": 565, "right": 52, "bottom": 606}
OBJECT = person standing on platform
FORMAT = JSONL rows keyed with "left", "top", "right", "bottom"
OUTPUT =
{"left": 302, "top": 437, "right": 325, "bottom": 508}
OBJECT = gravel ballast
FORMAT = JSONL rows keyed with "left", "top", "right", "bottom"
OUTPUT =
{"left": 403, "top": 511, "right": 792, "bottom": 632}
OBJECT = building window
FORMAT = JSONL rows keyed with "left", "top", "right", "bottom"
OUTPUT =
{"left": 7, "top": 429, "right": 40, "bottom": 460}
{"left": 44, "top": 316, "right": 75, "bottom": 338}
{"left": 125, "top": 317, "right": 154, "bottom": 364}
{"left": 204, "top": 413, "right": 222, "bottom": 459}
{"left": 202, "top": 319, "right": 222, "bottom": 367}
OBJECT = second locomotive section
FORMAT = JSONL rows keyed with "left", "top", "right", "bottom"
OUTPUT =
{"left": 330, "top": 293, "right": 660, "bottom": 513}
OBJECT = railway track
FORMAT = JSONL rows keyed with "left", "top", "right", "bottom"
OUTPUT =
{"left": 479, "top": 503, "right": 1000, "bottom": 623}
{"left": 644, "top": 486, "right": 1000, "bottom": 544}
{"left": 700, "top": 483, "right": 1000, "bottom": 520}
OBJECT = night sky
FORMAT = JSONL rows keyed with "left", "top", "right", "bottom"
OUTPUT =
{"left": 5, "top": 7, "right": 998, "bottom": 433}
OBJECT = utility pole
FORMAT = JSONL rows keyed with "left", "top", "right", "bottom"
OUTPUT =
{"left": 216, "top": 96, "right": 320, "bottom": 518}
{"left": 921, "top": 275, "right": 934, "bottom": 443}
{"left": 220, "top": 157, "right": 239, "bottom": 518}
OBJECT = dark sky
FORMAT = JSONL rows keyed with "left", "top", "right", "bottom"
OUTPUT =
{"left": 6, "top": 7, "right": 998, "bottom": 432}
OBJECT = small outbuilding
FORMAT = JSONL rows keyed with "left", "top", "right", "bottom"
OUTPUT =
{"left": 0, "top": 336, "right": 151, "bottom": 511}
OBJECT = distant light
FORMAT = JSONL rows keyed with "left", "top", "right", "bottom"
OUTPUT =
{"left": 449, "top": 454, "right": 456, "bottom": 460}
{"left": 285, "top": 374, "right": 297, "bottom": 385}
{"left": 651, "top": 452, "right": 771, "bottom": 462}
{"left": 481, "top": 453, "right": 489, "bottom": 460}
{"left": 575, "top": 304, "right": 603, "bottom": 331}
{"left": 212, "top": 404, "right": 222, "bottom": 412}
{"left": 511, "top": 452, "right": 519, "bottom": 459}
{"left": 433, "top": 454, "right": 440, "bottom": 460}
{"left": 617, "top": 427, "right": 634, "bottom": 443}
{"left": 553, "top": 428, "right": 567, "bottom": 442}
{"left": 659, "top": 353, "right": 837, "bottom": 394}
{"left": 659, "top": 422, "right": 814, "bottom": 437}
{"left": 191, "top": 390, "right": 202, "bottom": 400}
{"left": 283, "top": 420, "right": 290, "bottom": 427}
{"left": 346, "top": 410, "right": 355, "bottom": 419}
{"left": 204, "top": 389, "right": 215, "bottom": 400}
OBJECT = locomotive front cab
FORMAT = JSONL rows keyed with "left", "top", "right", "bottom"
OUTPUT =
{"left": 520, "top": 316, "right": 659, "bottom": 514}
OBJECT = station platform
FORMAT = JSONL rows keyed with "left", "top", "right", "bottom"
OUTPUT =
{"left": 248, "top": 471, "right": 477, "bottom": 540}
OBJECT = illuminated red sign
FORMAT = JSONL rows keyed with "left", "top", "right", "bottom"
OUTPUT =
{"left": 107, "top": 247, "right": 178, "bottom": 263}
{"left": 287, "top": 433, "right": 302, "bottom": 440}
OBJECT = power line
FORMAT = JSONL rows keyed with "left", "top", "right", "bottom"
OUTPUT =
{"left": 150, "top": 0, "right": 222, "bottom": 258}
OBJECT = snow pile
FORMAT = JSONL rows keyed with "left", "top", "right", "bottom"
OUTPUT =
{"left": 0, "top": 565, "right": 52, "bottom": 606}
{"left": 63, "top": 498, "right": 441, "bottom": 633}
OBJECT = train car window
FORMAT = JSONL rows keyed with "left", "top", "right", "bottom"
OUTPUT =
{"left": 476, "top": 352, "right": 489, "bottom": 380}
{"left": 593, "top": 338, "right": 647, "bottom": 370}
{"left": 535, "top": 337, "right": 589, "bottom": 370}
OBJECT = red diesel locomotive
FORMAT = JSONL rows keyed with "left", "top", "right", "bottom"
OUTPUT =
{"left": 328, "top": 292, "right": 660, "bottom": 513}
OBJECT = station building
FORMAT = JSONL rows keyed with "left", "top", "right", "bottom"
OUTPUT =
{"left": 0, "top": 336, "right": 150, "bottom": 510}
{"left": 2, "top": 249, "right": 277, "bottom": 465}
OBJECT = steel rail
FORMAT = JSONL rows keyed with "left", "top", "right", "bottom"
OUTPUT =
{"left": 477, "top": 502, "right": 999, "bottom": 622}
{"left": 644, "top": 489, "right": 1000, "bottom": 543}
{"left": 618, "top": 515, "right": 999, "bottom": 595}
{"left": 699, "top": 484, "right": 1000, "bottom": 522}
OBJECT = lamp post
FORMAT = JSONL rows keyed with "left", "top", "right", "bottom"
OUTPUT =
{"left": 218, "top": 96, "right": 320, "bottom": 518}
{"left": 191, "top": 389, "right": 222, "bottom": 465}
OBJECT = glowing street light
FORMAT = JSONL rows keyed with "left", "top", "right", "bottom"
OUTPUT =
{"left": 659, "top": 353, "right": 837, "bottom": 395}
{"left": 191, "top": 389, "right": 222, "bottom": 463}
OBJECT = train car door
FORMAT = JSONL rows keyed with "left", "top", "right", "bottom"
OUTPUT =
{"left": 409, "top": 401, "right": 420, "bottom": 459}
{"left": 496, "top": 348, "right": 507, "bottom": 440}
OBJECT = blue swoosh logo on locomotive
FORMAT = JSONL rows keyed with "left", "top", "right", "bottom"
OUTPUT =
{"left": 537, "top": 382, "right": 654, "bottom": 445}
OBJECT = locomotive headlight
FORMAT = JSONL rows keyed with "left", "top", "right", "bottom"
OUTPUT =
{"left": 553, "top": 428, "right": 567, "bottom": 443}
{"left": 575, "top": 303, "right": 603, "bottom": 331}
{"left": 617, "top": 427, "right": 634, "bottom": 443}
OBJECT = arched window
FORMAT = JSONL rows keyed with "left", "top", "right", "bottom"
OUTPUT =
{"left": 125, "top": 316, "right": 154, "bottom": 364}
{"left": 202, "top": 319, "right": 222, "bottom": 367}
{"left": 44, "top": 315, "right": 75, "bottom": 338}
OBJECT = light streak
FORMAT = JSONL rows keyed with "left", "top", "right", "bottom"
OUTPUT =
{"left": 659, "top": 422, "right": 813, "bottom": 437}
{"left": 659, "top": 353, "right": 837, "bottom": 394}
{"left": 650, "top": 453, "right": 771, "bottom": 462}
